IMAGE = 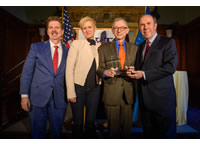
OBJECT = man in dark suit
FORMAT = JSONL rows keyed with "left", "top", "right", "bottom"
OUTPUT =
{"left": 20, "top": 16, "right": 68, "bottom": 138}
{"left": 127, "top": 14, "right": 178, "bottom": 138}
{"left": 97, "top": 18, "right": 138, "bottom": 138}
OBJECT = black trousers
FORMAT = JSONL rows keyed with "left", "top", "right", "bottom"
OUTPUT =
{"left": 70, "top": 84, "right": 100, "bottom": 138}
{"left": 141, "top": 105, "right": 176, "bottom": 139}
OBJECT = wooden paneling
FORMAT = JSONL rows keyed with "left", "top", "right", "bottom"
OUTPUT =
{"left": 157, "top": 25, "right": 185, "bottom": 71}
{"left": 158, "top": 17, "right": 200, "bottom": 108}
{"left": 184, "top": 17, "right": 200, "bottom": 108}
{"left": 0, "top": 8, "right": 27, "bottom": 125}
{"left": 66, "top": 6, "right": 155, "bottom": 28}
{"left": 160, "top": 17, "right": 200, "bottom": 108}
{"left": 0, "top": 8, "right": 48, "bottom": 126}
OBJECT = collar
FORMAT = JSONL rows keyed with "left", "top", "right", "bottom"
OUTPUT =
{"left": 115, "top": 39, "right": 126, "bottom": 46}
{"left": 49, "top": 40, "right": 61, "bottom": 49}
{"left": 87, "top": 38, "right": 96, "bottom": 45}
{"left": 147, "top": 32, "right": 157, "bottom": 46}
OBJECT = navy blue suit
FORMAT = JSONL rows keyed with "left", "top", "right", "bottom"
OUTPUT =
{"left": 20, "top": 40, "right": 68, "bottom": 138}
{"left": 135, "top": 34, "right": 178, "bottom": 138}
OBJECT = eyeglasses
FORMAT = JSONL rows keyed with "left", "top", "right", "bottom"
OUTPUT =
{"left": 113, "top": 27, "right": 128, "bottom": 31}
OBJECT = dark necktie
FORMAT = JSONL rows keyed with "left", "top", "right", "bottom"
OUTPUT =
{"left": 53, "top": 46, "right": 58, "bottom": 74}
{"left": 87, "top": 38, "right": 96, "bottom": 45}
{"left": 118, "top": 42, "right": 125, "bottom": 70}
{"left": 144, "top": 40, "right": 150, "bottom": 60}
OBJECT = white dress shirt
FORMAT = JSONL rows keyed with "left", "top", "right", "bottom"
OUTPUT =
{"left": 49, "top": 40, "right": 63, "bottom": 68}
{"left": 143, "top": 33, "right": 157, "bottom": 80}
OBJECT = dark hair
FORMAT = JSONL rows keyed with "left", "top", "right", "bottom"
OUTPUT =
{"left": 46, "top": 16, "right": 64, "bottom": 29}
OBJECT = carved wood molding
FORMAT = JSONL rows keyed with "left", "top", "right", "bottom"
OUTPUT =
{"left": 62, "top": 6, "right": 154, "bottom": 28}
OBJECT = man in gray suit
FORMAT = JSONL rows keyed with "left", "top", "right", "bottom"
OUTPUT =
{"left": 97, "top": 18, "right": 138, "bottom": 138}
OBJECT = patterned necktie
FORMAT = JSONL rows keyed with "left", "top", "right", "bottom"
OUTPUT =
{"left": 144, "top": 40, "right": 150, "bottom": 60}
{"left": 53, "top": 46, "right": 58, "bottom": 74}
{"left": 118, "top": 42, "right": 125, "bottom": 70}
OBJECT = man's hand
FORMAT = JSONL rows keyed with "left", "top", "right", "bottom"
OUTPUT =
{"left": 104, "top": 67, "right": 118, "bottom": 77}
{"left": 21, "top": 97, "right": 31, "bottom": 112}
{"left": 68, "top": 97, "right": 76, "bottom": 103}
{"left": 126, "top": 68, "right": 144, "bottom": 79}
{"left": 126, "top": 66, "right": 135, "bottom": 76}
{"left": 125, "top": 66, "right": 135, "bottom": 72}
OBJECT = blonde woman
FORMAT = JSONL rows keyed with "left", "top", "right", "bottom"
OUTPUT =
{"left": 66, "top": 16, "right": 101, "bottom": 138}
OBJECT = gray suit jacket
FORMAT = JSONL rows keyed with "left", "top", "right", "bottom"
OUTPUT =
{"left": 97, "top": 40, "right": 138, "bottom": 105}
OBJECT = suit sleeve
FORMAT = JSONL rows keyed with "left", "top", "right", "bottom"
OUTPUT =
{"left": 145, "top": 38, "right": 178, "bottom": 82}
{"left": 65, "top": 41, "right": 78, "bottom": 99}
{"left": 96, "top": 45, "right": 106, "bottom": 79}
{"left": 20, "top": 43, "right": 37, "bottom": 95}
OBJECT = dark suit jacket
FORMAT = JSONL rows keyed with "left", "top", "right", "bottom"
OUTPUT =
{"left": 135, "top": 34, "right": 178, "bottom": 116}
{"left": 20, "top": 40, "right": 68, "bottom": 108}
{"left": 97, "top": 40, "right": 138, "bottom": 105}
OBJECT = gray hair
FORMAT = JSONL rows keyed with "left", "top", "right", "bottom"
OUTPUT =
{"left": 138, "top": 14, "right": 157, "bottom": 25}
{"left": 112, "top": 18, "right": 128, "bottom": 28}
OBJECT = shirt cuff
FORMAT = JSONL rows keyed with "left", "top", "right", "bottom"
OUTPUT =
{"left": 21, "top": 94, "right": 28, "bottom": 98}
{"left": 143, "top": 71, "right": 146, "bottom": 80}
{"left": 103, "top": 70, "right": 107, "bottom": 78}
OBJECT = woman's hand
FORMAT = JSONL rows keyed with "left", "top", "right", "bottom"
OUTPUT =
{"left": 68, "top": 97, "right": 77, "bottom": 103}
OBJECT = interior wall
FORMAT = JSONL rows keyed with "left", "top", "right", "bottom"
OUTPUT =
{"left": 1, "top": 6, "right": 200, "bottom": 25}
{"left": 0, "top": 8, "right": 27, "bottom": 125}
{"left": 184, "top": 17, "right": 200, "bottom": 108}
{"left": 157, "top": 6, "right": 200, "bottom": 25}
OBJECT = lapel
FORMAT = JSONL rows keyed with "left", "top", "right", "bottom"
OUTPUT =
{"left": 110, "top": 40, "right": 120, "bottom": 69}
{"left": 139, "top": 41, "right": 145, "bottom": 64}
{"left": 125, "top": 41, "right": 131, "bottom": 66}
{"left": 143, "top": 34, "right": 160, "bottom": 63}
{"left": 110, "top": 40, "right": 118, "bottom": 57}
{"left": 44, "top": 40, "right": 54, "bottom": 75}
{"left": 56, "top": 44, "right": 67, "bottom": 75}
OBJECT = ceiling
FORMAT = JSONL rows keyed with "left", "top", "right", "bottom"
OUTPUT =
{"left": 1, "top": 6, "right": 200, "bottom": 25}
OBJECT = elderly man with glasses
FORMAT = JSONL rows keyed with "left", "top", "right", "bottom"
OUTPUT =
{"left": 97, "top": 18, "right": 138, "bottom": 138}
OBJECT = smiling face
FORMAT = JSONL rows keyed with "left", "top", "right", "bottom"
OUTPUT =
{"left": 112, "top": 19, "right": 129, "bottom": 42}
{"left": 47, "top": 20, "right": 64, "bottom": 44}
{"left": 81, "top": 20, "right": 96, "bottom": 39}
{"left": 139, "top": 15, "right": 157, "bottom": 41}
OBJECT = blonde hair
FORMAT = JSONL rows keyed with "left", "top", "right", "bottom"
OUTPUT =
{"left": 79, "top": 16, "right": 96, "bottom": 29}
{"left": 47, "top": 16, "right": 63, "bottom": 29}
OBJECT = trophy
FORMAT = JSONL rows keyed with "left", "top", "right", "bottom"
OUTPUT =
{"left": 111, "top": 56, "right": 120, "bottom": 69}
{"left": 110, "top": 56, "right": 126, "bottom": 76}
